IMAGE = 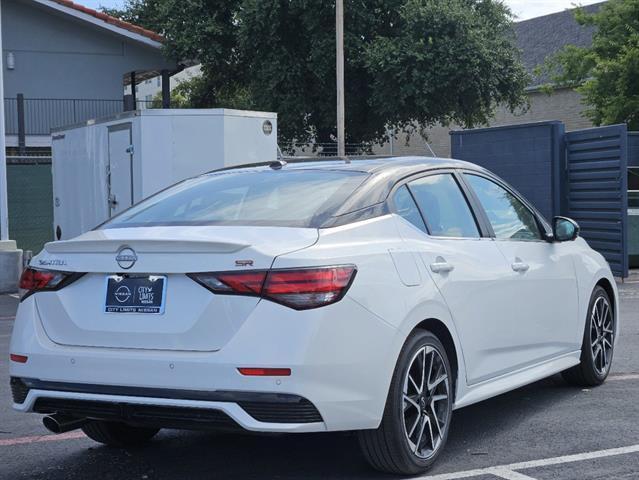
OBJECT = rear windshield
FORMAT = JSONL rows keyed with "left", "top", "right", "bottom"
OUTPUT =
{"left": 101, "top": 169, "right": 369, "bottom": 229}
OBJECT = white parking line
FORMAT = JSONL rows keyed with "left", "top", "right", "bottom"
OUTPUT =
{"left": 608, "top": 373, "right": 639, "bottom": 381}
{"left": 491, "top": 469, "right": 537, "bottom": 480}
{"left": 418, "top": 444, "right": 639, "bottom": 480}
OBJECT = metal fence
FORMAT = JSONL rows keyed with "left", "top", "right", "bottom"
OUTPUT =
{"left": 279, "top": 142, "right": 377, "bottom": 157}
{"left": 279, "top": 139, "right": 439, "bottom": 159}
{"left": 4, "top": 97, "right": 159, "bottom": 136}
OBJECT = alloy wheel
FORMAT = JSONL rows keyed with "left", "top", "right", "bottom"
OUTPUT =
{"left": 590, "top": 295, "right": 614, "bottom": 376}
{"left": 402, "top": 345, "right": 450, "bottom": 460}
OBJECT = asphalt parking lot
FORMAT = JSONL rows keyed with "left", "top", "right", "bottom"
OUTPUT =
{"left": 1, "top": 279, "right": 638, "bottom": 480}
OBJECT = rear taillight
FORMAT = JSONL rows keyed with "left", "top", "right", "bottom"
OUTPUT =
{"left": 263, "top": 267, "right": 355, "bottom": 309}
{"left": 188, "top": 265, "right": 356, "bottom": 310}
{"left": 19, "top": 268, "right": 81, "bottom": 301}
{"left": 189, "top": 271, "right": 267, "bottom": 295}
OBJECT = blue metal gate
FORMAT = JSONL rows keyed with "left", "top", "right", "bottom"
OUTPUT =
{"left": 565, "top": 125, "right": 628, "bottom": 277}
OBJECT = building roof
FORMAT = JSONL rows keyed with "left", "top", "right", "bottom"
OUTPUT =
{"left": 33, "top": 0, "right": 163, "bottom": 45}
{"left": 515, "top": 2, "right": 604, "bottom": 88}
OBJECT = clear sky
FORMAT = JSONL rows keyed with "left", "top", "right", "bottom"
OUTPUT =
{"left": 83, "top": 0, "right": 603, "bottom": 22}
{"left": 504, "top": 0, "right": 602, "bottom": 20}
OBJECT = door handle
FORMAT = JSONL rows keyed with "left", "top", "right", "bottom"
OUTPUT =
{"left": 430, "top": 259, "right": 454, "bottom": 274}
{"left": 108, "top": 193, "right": 118, "bottom": 209}
{"left": 511, "top": 260, "right": 530, "bottom": 273}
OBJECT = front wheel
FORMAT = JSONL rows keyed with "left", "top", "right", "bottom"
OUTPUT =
{"left": 562, "top": 285, "right": 615, "bottom": 387}
{"left": 358, "top": 330, "right": 453, "bottom": 475}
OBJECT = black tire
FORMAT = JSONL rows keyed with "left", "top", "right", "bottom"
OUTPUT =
{"left": 358, "top": 330, "right": 453, "bottom": 475}
{"left": 562, "top": 285, "right": 615, "bottom": 387}
{"left": 81, "top": 420, "right": 159, "bottom": 447}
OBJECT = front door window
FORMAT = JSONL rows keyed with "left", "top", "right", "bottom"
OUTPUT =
{"left": 465, "top": 174, "right": 541, "bottom": 241}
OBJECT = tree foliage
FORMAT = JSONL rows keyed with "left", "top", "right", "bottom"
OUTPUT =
{"left": 545, "top": 0, "right": 639, "bottom": 129}
{"left": 105, "top": 0, "right": 528, "bottom": 145}
{"left": 101, "top": 0, "right": 165, "bottom": 33}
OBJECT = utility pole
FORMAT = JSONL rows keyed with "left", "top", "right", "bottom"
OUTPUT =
{"left": 336, "top": 0, "right": 345, "bottom": 157}
{"left": 0, "top": 4, "right": 10, "bottom": 241}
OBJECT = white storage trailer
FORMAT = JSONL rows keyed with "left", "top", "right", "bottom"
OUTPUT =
{"left": 51, "top": 109, "right": 278, "bottom": 240}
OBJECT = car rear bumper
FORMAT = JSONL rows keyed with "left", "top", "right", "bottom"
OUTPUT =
{"left": 9, "top": 294, "right": 402, "bottom": 433}
{"left": 11, "top": 377, "right": 324, "bottom": 432}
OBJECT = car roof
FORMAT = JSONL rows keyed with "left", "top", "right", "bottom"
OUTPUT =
{"left": 207, "top": 156, "right": 493, "bottom": 228}
{"left": 288, "top": 156, "right": 473, "bottom": 171}
{"left": 220, "top": 156, "right": 481, "bottom": 175}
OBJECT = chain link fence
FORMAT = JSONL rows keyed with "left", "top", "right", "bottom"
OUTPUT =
{"left": 279, "top": 138, "right": 440, "bottom": 159}
{"left": 279, "top": 142, "right": 375, "bottom": 157}
{"left": 6, "top": 148, "right": 53, "bottom": 255}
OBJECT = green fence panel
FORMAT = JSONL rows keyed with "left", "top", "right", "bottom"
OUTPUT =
{"left": 7, "top": 163, "right": 53, "bottom": 254}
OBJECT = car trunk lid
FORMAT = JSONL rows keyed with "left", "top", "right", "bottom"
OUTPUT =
{"left": 32, "top": 226, "right": 318, "bottom": 351}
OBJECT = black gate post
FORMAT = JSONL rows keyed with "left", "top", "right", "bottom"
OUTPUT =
{"left": 16, "top": 93, "right": 26, "bottom": 156}
{"left": 130, "top": 71, "right": 137, "bottom": 109}
{"left": 161, "top": 70, "right": 170, "bottom": 109}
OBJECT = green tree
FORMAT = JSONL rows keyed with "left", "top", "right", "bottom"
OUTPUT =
{"left": 363, "top": 0, "right": 528, "bottom": 135}
{"left": 105, "top": 0, "right": 528, "bottom": 145}
{"left": 544, "top": 0, "right": 639, "bottom": 129}
{"left": 104, "top": 0, "right": 244, "bottom": 109}
{"left": 101, "top": 0, "right": 164, "bottom": 33}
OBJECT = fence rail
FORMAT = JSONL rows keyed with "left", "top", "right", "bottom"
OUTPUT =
{"left": 279, "top": 142, "right": 376, "bottom": 157}
{"left": 4, "top": 97, "right": 158, "bottom": 136}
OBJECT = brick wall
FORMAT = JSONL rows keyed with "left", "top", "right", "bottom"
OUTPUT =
{"left": 379, "top": 87, "right": 594, "bottom": 158}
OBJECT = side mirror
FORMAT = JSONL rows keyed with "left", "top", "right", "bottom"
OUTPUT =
{"left": 552, "top": 216, "right": 580, "bottom": 242}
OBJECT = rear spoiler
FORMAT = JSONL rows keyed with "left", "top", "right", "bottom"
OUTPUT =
{"left": 44, "top": 239, "right": 248, "bottom": 254}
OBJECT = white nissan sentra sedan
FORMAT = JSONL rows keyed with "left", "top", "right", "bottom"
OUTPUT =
{"left": 10, "top": 157, "right": 618, "bottom": 474}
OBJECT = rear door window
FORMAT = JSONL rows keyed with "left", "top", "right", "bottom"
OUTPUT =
{"left": 408, "top": 174, "right": 480, "bottom": 238}
{"left": 392, "top": 185, "right": 427, "bottom": 233}
{"left": 102, "top": 169, "right": 369, "bottom": 229}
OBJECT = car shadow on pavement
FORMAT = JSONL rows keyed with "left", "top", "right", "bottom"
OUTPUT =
{"left": 24, "top": 376, "right": 579, "bottom": 480}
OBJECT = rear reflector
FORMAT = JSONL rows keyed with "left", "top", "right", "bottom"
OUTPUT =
{"left": 10, "top": 354, "right": 28, "bottom": 364}
{"left": 189, "top": 265, "right": 356, "bottom": 310}
{"left": 238, "top": 368, "right": 291, "bottom": 377}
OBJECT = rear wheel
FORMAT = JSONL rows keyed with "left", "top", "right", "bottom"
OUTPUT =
{"left": 562, "top": 285, "right": 615, "bottom": 387}
{"left": 81, "top": 420, "right": 159, "bottom": 447}
{"left": 358, "top": 330, "right": 453, "bottom": 475}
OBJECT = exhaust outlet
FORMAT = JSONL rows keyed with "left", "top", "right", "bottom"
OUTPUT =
{"left": 42, "top": 414, "right": 86, "bottom": 434}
